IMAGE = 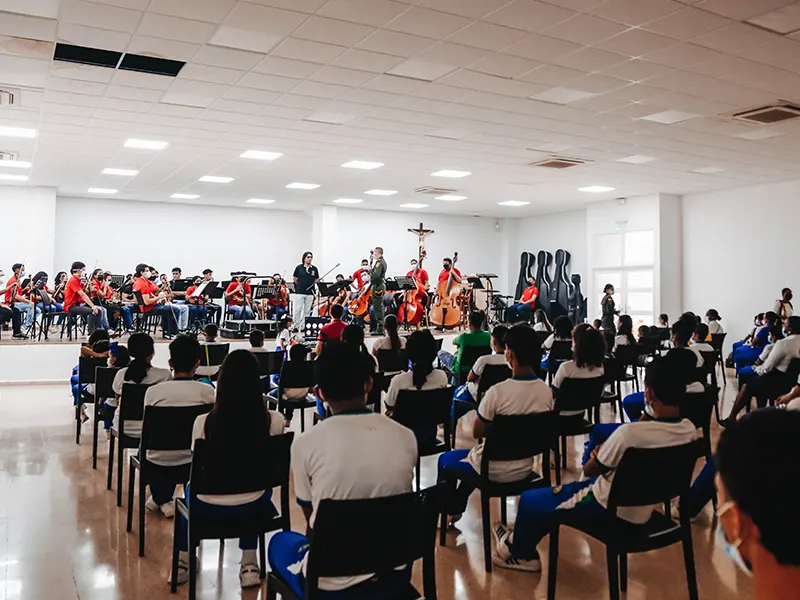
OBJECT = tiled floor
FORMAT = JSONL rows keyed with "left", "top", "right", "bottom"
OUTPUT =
{"left": 0, "top": 380, "right": 752, "bottom": 599}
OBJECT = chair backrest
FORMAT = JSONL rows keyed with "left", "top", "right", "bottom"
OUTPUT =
{"left": 640, "top": 336, "right": 661, "bottom": 356}
{"left": 393, "top": 386, "right": 455, "bottom": 432}
{"left": 548, "top": 340, "right": 572, "bottom": 374}
{"left": 190, "top": 433, "right": 293, "bottom": 496}
{"left": 710, "top": 333, "right": 727, "bottom": 352}
{"left": 366, "top": 371, "right": 384, "bottom": 412}
{"left": 377, "top": 349, "right": 408, "bottom": 373}
{"left": 696, "top": 351, "right": 717, "bottom": 382}
{"left": 658, "top": 327, "right": 671, "bottom": 342}
{"left": 480, "top": 412, "right": 557, "bottom": 479}
{"left": 280, "top": 359, "right": 316, "bottom": 390}
{"left": 475, "top": 363, "right": 512, "bottom": 403}
{"left": 38, "top": 288, "right": 53, "bottom": 308}
{"left": 554, "top": 377, "right": 606, "bottom": 412}
{"left": 254, "top": 350, "right": 284, "bottom": 377}
{"left": 606, "top": 440, "right": 704, "bottom": 512}
{"left": 119, "top": 383, "right": 150, "bottom": 426}
{"left": 459, "top": 344, "right": 492, "bottom": 372}
{"left": 536, "top": 330, "right": 551, "bottom": 347}
{"left": 614, "top": 344, "right": 640, "bottom": 367}
{"left": 434, "top": 338, "right": 443, "bottom": 352}
{"left": 133, "top": 290, "right": 146, "bottom": 310}
{"left": 678, "top": 389, "right": 715, "bottom": 434}
{"left": 95, "top": 366, "right": 120, "bottom": 399}
{"left": 140, "top": 404, "right": 213, "bottom": 454}
{"left": 306, "top": 487, "right": 439, "bottom": 595}
{"left": 200, "top": 343, "right": 230, "bottom": 367}
{"left": 786, "top": 357, "right": 800, "bottom": 383}
{"left": 78, "top": 356, "right": 108, "bottom": 385}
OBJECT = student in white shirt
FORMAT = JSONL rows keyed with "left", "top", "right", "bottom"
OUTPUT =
{"left": 437, "top": 325, "right": 553, "bottom": 523}
{"left": 276, "top": 315, "right": 294, "bottom": 352}
{"left": 195, "top": 323, "right": 227, "bottom": 379}
{"left": 553, "top": 324, "right": 606, "bottom": 417}
{"left": 656, "top": 313, "right": 669, "bottom": 329}
{"left": 453, "top": 325, "right": 509, "bottom": 403}
{"left": 493, "top": 357, "right": 697, "bottom": 572}
{"left": 774, "top": 287, "right": 794, "bottom": 322}
{"left": 268, "top": 344, "right": 315, "bottom": 427}
{"left": 143, "top": 335, "right": 215, "bottom": 518}
{"left": 725, "top": 316, "right": 800, "bottom": 425}
{"left": 542, "top": 315, "right": 572, "bottom": 351}
{"left": 108, "top": 333, "right": 172, "bottom": 439}
{"left": 690, "top": 323, "right": 715, "bottom": 358}
{"left": 172, "top": 350, "right": 284, "bottom": 588}
{"left": 705, "top": 309, "right": 724, "bottom": 335}
{"left": 371, "top": 313, "right": 406, "bottom": 356}
{"left": 532, "top": 309, "right": 551, "bottom": 333}
{"left": 268, "top": 341, "right": 417, "bottom": 597}
{"left": 248, "top": 329, "right": 268, "bottom": 353}
{"left": 613, "top": 314, "right": 636, "bottom": 351}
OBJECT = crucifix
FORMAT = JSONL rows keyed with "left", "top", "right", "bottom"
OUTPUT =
{"left": 408, "top": 222, "right": 434, "bottom": 262}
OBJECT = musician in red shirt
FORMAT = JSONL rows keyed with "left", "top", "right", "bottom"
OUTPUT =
{"left": 314, "top": 303, "right": 347, "bottom": 355}
{"left": 505, "top": 276, "right": 539, "bottom": 323}
{"left": 352, "top": 259, "right": 370, "bottom": 292}
{"left": 225, "top": 275, "right": 254, "bottom": 320}
{"left": 0, "top": 268, "right": 25, "bottom": 338}
{"left": 63, "top": 261, "right": 108, "bottom": 333}
{"left": 438, "top": 257, "right": 462, "bottom": 284}
{"left": 132, "top": 263, "right": 179, "bottom": 337}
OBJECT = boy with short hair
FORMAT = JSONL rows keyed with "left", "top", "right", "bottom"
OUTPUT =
{"left": 315, "top": 303, "right": 346, "bottom": 354}
{"left": 248, "top": 329, "right": 267, "bottom": 353}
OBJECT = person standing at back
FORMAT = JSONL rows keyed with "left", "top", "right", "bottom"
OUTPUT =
{"left": 774, "top": 288, "right": 794, "bottom": 323}
{"left": 292, "top": 251, "right": 319, "bottom": 329}
{"left": 370, "top": 247, "right": 387, "bottom": 337}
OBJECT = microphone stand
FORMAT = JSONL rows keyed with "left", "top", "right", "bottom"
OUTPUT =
{"left": 306, "top": 263, "right": 340, "bottom": 314}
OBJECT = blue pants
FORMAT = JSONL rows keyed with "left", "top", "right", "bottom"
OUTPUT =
{"left": 316, "top": 399, "right": 329, "bottom": 419}
{"left": 437, "top": 351, "right": 459, "bottom": 385}
{"left": 451, "top": 385, "right": 476, "bottom": 431}
{"left": 268, "top": 305, "right": 288, "bottom": 321}
{"left": 733, "top": 345, "right": 761, "bottom": 370}
{"left": 504, "top": 303, "right": 533, "bottom": 323}
{"left": 103, "top": 400, "right": 115, "bottom": 430}
{"left": 117, "top": 305, "right": 133, "bottom": 329}
{"left": 71, "top": 371, "right": 90, "bottom": 407}
{"left": 150, "top": 304, "right": 178, "bottom": 335}
{"left": 737, "top": 366, "right": 759, "bottom": 389}
{"left": 179, "top": 485, "right": 276, "bottom": 551}
{"left": 150, "top": 481, "right": 177, "bottom": 506}
{"left": 622, "top": 392, "right": 645, "bottom": 421}
{"left": 228, "top": 305, "right": 254, "bottom": 321}
{"left": 437, "top": 449, "right": 479, "bottom": 515}
{"left": 268, "top": 531, "right": 412, "bottom": 599}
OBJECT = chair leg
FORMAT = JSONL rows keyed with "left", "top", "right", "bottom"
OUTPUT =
{"left": 439, "top": 507, "right": 448, "bottom": 547}
{"left": 170, "top": 505, "right": 180, "bottom": 594}
{"left": 500, "top": 496, "right": 508, "bottom": 526}
{"left": 138, "top": 472, "right": 146, "bottom": 557}
{"left": 75, "top": 403, "right": 82, "bottom": 444}
{"left": 126, "top": 464, "right": 135, "bottom": 532}
{"left": 619, "top": 553, "right": 628, "bottom": 592}
{"left": 547, "top": 525, "right": 560, "bottom": 600}
{"left": 481, "top": 491, "right": 492, "bottom": 573}
{"left": 682, "top": 528, "right": 699, "bottom": 600}
{"left": 92, "top": 406, "right": 100, "bottom": 469}
{"left": 553, "top": 444, "right": 562, "bottom": 487}
{"left": 560, "top": 435, "right": 567, "bottom": 469}
{"left": 189, "top": 542, "right": 197, "bottom": 600}
{"left": 117, "top": 444, "right": 124, "bottom": 507}
{"left": 416, "top": 458, "right": 421, "bottom": 492}
{"left": 259, "top": 533, "right": 267, "bottom": 579}
{"left": 606, "top": 547, "right": 620, "bottom": 600}
{"left": 107, "top": 434, "right": 115, "bottom": 490}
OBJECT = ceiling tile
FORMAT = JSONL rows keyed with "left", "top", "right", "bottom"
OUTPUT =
{"left": 238, "top": 72, "right": 301, "bottom": 92}
{"left": 532, "top": 86, "right": 595, "bottom": 103}
{"left": 414, "top": 42, "right": 490, "bottom": 67}
{"left": 149, "top": 0, "right": 237, "bottom": 23}
{"left": 644, "top": 7, "right": 732, "bottom": 39}
{"left": 588, "top": 0, "right": 684, "bottom": 25}
{"left": 253, "top": 56, "right": 322, "bottom": 78}
{"left": 245, "top": 0, "right": 327, "bottom": 12}
{"left": 747, "top": 3, "right": 800, "bottom": 34}
{"left": 127, "top": 35, "right": 200, "bottom": 62}
{"left": 223, "top": 86, "right": 283, "bottom": 104}
{"left": 291, "top": 80, "right": 353, "bottom": 99}
{"left": 596, "top": 28, "right": 676, "bottom": 56}
{"left": 0, "top": 11, "right": 57, "bottom": 41}
{"left": 178, "top": 63, "right": 246, "bottom": 85}
{"left": 543, "top": 14, "right": 630, "bottom": 46}
{"left": 98, "top": 96, "right": 152, "bottom": 112}
{"left": 136, "top": 13, "right": 217, "bottom": 44}
{"left": 105, "top": 84, "right": 163, "bottom": 101}
{"left": 599, "top": 58, "right": 675, "bottom": 82}
{"left": 0, "top": 34, "right": 52, "bottom": 61}
{"left": 46, "top": 75, "right": 107, "bottom": 95}
{"left": 0, "top": 54, "right": 49, "bottom": 87}
{"left": 417, "top": 0, "right": 502, "bottom": 19}
{"left": 58, "top": 0, "right": 142, "bottom": 33}
{"left": 341, "top": 88, "right": 399, "bottom": 105}
{"left": 484, "top": 0, "right": 576, "bottom": 33}
{"left": 406, "top": 82, "right": 472, "bottom": 101}
{"left": 643, "top": 42, "right": 722, "bottom": 68}
{"left": 271, "top": 37, "right": 347, "bottom": 63}
{"left": 317, "top": 0, "right": 408, "bottom": 26}
{"left": 518, "top": 64, "right": 585, "bottom": 85}
{"left": 209, "top": 98, "right": 265, "bottom": 114}
{"left": 362, "top": 74, "right": 424, "bottom": 93}
{"left": 209, "top": 3, "right": 307, "bottom": 53}
{"left": 110, "top": 69, "right": 174, "bottom": 90}
{"left": 387, "top": 60, "right": 458, "bottom": 81}
{"left": 309, "top": 65, "right": 377, "bottom": 86}
{"left": 57, "top": 23, "right": 131, "bottom": 51}
{"left": 85, "top": 0, "right": 150, "bottom": 9}
{"left": 384, "top": 6, "right": 472, "bottom": 38}
{"left": 501, "top": 33, "right": 582, "bottom": 61}
{"left": 292, "top": 16, "right": 375, "bottom": 47}
{"left": 569, "top": 73, "right": 628, "bottom": 93}
{"left": 691, "top": 22, "right": 777, "bottom": 53}
{"left": 694, "top": 0, "right": 795, "bottom": 20}
{"left": 194, "top": 45, "right": 265, "bottom": 69}
{"left": 330, "top": 48, "right": 405, "bottom": 73}
{"left": 736, "top": 37, "right": 800, "bottom": 73}
{"left": 468, "top": 53, "right": 542, "bottom": 78}
{"left": 550, "top": 47, "right": 629, "bottom": 72}
{"left": 446, "top": 21, "right": 528, "bottom": 51}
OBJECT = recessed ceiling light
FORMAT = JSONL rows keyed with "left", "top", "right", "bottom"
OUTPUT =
{"left": 734, "top": 129, "right": 785, "bottom": 141}
{"left": 240, "top": 150, "right": 283, "bottom": 161}
{"left": 690, "top": 167, "right": 726, "bottom": 174}
{"left": 0, "top": 160, "right": 32, "bottom": 169}
{"left": 199, "top": 175, "right": 234, "bottom": 183}
{"left": 341, "top": 160, "right": 384, "bottom": 170}
{"left": 171, "top": 193, "right": 199, "bottom": 199}
{"left": 333, "top": 198, "right": 364, "bottom": 204}
{"left": 399, "top": 203, "right": 428, "bottom": 208}
{"left": 0, "top": 173, "right": 28, "bottom": 182}
{"left": 365, "top": 189, "right": 397, "bottom": 196}
{"left": 639, "top": 110, "right": 700, "bottom": 124}
{"left": 431, "top": 170, "right": 471, "bottom": 178}
{"left": 246, "top": 198, "right": 275, "bottom": 205}
{"left": 286, "top": 182, "right": 320, "bottom": 190}
{"left": 102, "top": 168, "right": 139, "bottom": 176}
{"left": 88, "top": 188, "right": 117, "bottom": 194}
{"left": 0, "top": 126, "right": 37, "bottom": 138}
{"left": 579, "top": 186, "right": 616, "bottom": 193}
{"left": 498, "top": 200, "right": 529, "bottom": 207}
{"left": 617, "top": 155, "right": 656, "bottom": 164}
{"left": 124, "top": 138, "right": 169, "bottom": 150}
{"left": 434, "top": 195, "right": 467, "bottom": 201}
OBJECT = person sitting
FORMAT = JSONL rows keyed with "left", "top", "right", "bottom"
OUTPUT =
{"left": 636, "top": 324, "right": 650, "bottom": 343}
{"left": 705, "top": 309, "right": 724, "bottom": 335}
{"left": 248, "top": 329, "right": 267, "bottom": 353}
{"left": 314, "top": 303, "right": 346, "bottom": 355}
{"left": 202, "top": 323, "right": 218, "bottom": 343}
{"left": 592, "top": 319, "right": 602, "bottom": 330}
{"left": 724, "top": 316, "right": 800, "bottom": 425}
{"left": 63, "top": 261, "right": 108, "bottom": 334}
{"left": 690, "top": 323, "right": 715, "bottom": 360}
{"left": 656, "top": 313, "right": 670, "bottom": 329}
{"left": 533, "top": 309, "right": 552, "bottom": 333}
{"left": 171, "top": 350, "right": 284, "bottom": 588}
{"left": 738, "top": 326, "right": 783, "bottom": 381}
{"left": 437, "top": 325, "right": 551, "bottom": 525}
{"left": 613, "top": 314, "right": 636, "bottom": 351}
{"left": 224, "top": 276, "right": 254, "bottom": 321}
{"left": 70, "top": 329, "right": 111, "bottom": 420}
{"left": 734, "top": 312, "right": 778, "bottom": 370}
{"left": 142, "top": 335, "right": 215, "bottom": 518}
{"left": 776, "top": 372, "right": 800, "bottom": 410}
{"left": 453, "top": 325, "right": 509, "bottom": 404}
{"left": 504, "top": 276, "right": 538, "bottom": 323}
{"left": 270, "top": 344, "right": 315, "bottom": 427}
{"left": 268, "top": 341, "right": 418, "bottom": 597}
{"left": 553, "top": 324, "right": 605, "bottom": 418}
{"left": 492, "top": 357, "right": 697, "bottom": 572}
{"left": 342, "top": 323, "right": 377, "bottom": 368}
{"left": 542, "top": 316, "right": 573, "bottom": 352}
{"left": 438, "top": 311, "right": 490, "bottom": 383}
{"left": 715, "top": 410, "right": 800, "bottom": 597}
{"left": 384, "top": 329, "right": 448, "bottom": 446}
{"left": 371, "top": 314, "right": 406, "bottom": 357}
{"left": 196, "top": 324, "right": 224, "bottom": 380}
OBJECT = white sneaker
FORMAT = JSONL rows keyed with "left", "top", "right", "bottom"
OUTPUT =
{"left": 491, "top": 521, "right": 541, "bottom": 572}
{"left": 105, "top": 430, "right": 111, "bottom": 440}
{"left": 239, "top": 563, "right": 262, "bottom": 588}
{"left": 80, "top": 404, "right": 90, "bottom": 423}
{"left": 168, "top": 560, "right": 190, "bottom": 586}
{"left": 160, "top": 500, "right": 175, "bottom": 519}
{"left": 145, "top": 496, "right": 159, "bottom": 513}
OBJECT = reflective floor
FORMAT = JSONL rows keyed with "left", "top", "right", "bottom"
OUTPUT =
{"left": 0, "top": 380, "right": 752, "bottom": 599}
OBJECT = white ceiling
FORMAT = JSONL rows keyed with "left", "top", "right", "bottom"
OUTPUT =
{"left": 3, "top": 0, "right": 800, "bottom": 216}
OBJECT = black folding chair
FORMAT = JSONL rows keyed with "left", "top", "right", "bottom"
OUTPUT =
{"left": 679, "top": 388, "right": 716, "bottom": 459}
{"left": 451, "top": 344, "right": 492, "bottom": 385}
{"left": 107, "top": 383, "right": 149, "bottom": 507}
{"left": 133, "top": 291, "right": 160, "bottom": 334}
{"left": 601, "top": 357, "right": 626, "bottom": 418}
{"left": 450, "top": 363, "right": 511, "bottom": 448}
{"left": 37, "top": 289, "right": 65, "bottom": 341}
{"left": 710, "top": 333, "right": 727, "bottom": 385}
{"left": 553, "top": 377, "right": 606, "bottom": 485}
{"left": 393, "top": 386, "right": 455, "bottom": 491}
{"left": 198, "top": 343, "right": 229, "bottom": 381}
{"left": 75, "top": 356, "right": 107, "bottom": 445}
{"left": 267, "top": 487, "right": 439, "bottom": 600}
{"left": 127, "top": 404, "right": 213, "bottom": 557}
{"left": 547, "top": 440, "right": 704, "bottom": 600}
{"left": 93, "top": 366, "right": 120, "bottom": 469}
{"left": 377, "top": 349, "right": 408, "bottom": 374}
{"left": 172, "top": 434, "right": 293, "bottom": 598}
{"left": 253, "top": 350, "right": 284, "bottom": 378}
{"left": 547, "top": 340, "right": 572, "bottom": 384}
{"left": 536, "top": 330, "right": 552, "bottom": 347}
{"left": 613, "top": 345, "right": 640, "bottom": 392}
{"left": 439, "top": 412, "right": 556, "bottom": 572}
{"left": 265, "top": 360, "right": 316, "bottom": 432}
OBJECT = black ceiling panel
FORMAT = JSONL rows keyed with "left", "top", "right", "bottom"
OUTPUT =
{"left": 53, "top": 43, "right": 122, "bottom": 68}
{"left": 118, "top": 53, "right": 185, "bottom": 77}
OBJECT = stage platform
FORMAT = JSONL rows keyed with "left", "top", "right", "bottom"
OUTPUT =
{"left": 0, "top": 329, "right": 460, "bottom": 384}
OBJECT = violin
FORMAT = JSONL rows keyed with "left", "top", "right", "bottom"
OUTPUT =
{"left": 348, "top": 250, "right": 374, "bottom": 320}
{"left": 275, "top": 281, "right": 289, "bottom": 309}
{"left": 429, "top": 251, "right": 461, "bottom": 329}
{"left": 398, "top": 249, "right": 426, "bottom": 326}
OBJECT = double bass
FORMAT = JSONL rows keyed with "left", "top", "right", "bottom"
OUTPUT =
{"left": 348, "top": 250, "right": 374, "bottom": 322}
{"left": 398, "top": 249, "right": 426, "bottom": 326}
{"left": 429, "top": 252, "right": 461, "bottom": 329}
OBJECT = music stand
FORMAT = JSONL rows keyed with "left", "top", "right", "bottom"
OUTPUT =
{"left": 391, "top": 276, "right": 415, "bottom": 292}
{"left": 111, "top": 275, "right": 125, "bottom": 288}
{"left": 170, "top": 279, "right": 190, "bottom": 293}
{"left": 318, "top": 279, "right": 352, "bottom": 297}
{"left": 467, "top": 277, "right": 484, "bottom": 289}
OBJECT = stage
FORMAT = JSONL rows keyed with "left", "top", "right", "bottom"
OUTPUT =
{"left": 0, "top": 330, "right": 460, "bottom": 384}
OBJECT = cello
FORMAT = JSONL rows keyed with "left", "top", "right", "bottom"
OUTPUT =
{"left": 398, "top": 249, "right": 426, "bottom": 326}
{"left": 429, "top": 252, "right": 461, "bottom": 329}
{"left": 348, "top": 250, "right": 373, "bottom": 322}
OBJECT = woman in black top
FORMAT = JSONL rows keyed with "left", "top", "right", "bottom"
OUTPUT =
{"left": 601, "top": 283, "right": 618, "bottom": 333}
{"left": 292, "top": 251, "right": 319, "bottom": 328}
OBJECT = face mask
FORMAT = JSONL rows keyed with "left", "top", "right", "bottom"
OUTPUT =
{"left": 19, "top": 270, "right": 26, "bottom": 279}
{"left": 443, "top": 264, "right": 450, "bottom": 270}
{"left": 609, "top": 290, "right": 615, "bottom": 296}
{"left": 715, "top": 503, "right": 753, "bottom": 577}
{"left": 788, "top": 295, "right": 794, "bottom": 301}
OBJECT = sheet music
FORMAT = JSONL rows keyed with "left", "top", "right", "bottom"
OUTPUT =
{"left": 190, "top": 281, "right": 209, "bottom": 298}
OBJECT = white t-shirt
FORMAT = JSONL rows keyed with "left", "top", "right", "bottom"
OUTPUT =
{"left": 575, "top": 419, "right": 698, "bottom": 523}
{"left": 690, "top": 341, "right": 714, "bottom": 366}
{"left": 384, "top": 368, "right": 448, "bottom": 409}
{"left": 292, "top": 411, "right": 417, "bottom": 591}
{"left": 774, "top": 300, "right": 794, "bottom": 319}
{"left": 543, "top": 334, "right": 569, "bottom": 351}
{"left": 759, "top": 344, "right": 775, "bottom": 362}
{"left": 466, "top": 353, "right": 508, "bottom": 398}
{"left": 191, "top": 409, "right": 284, "bottom": 505}
{"left": 249, "top": 346, "right": 269, "bottom": 353}
{"left": 372, "top": 335, "right": 406, "bottom": 353}
{"left": 469, "top": 376, "right": 554, "bottom": 482}
{"left": 613, "top": 335, "right": 630, "bottom": 351}
{"left": 707, "top": 321, "right": 724, "bottom": 335}
{"left": 110, "top": 365, "right": 173, "bottom": 437}
{"left": 533, "top": 323, "right": 549, "bottom": 332}
{"left": 142, "top": 379, "right": 215, "bottom": 466}
{"left": 553, "top": 360, "right": 605, "bottom": 417}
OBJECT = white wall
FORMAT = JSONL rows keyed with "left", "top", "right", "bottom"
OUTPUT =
{"left": 0, "top": 186, "right": 57, "bottom": 277}
{"left": 683, "top": 180, "right": 800, "bottom": 346}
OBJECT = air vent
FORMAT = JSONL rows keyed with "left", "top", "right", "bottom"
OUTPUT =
{"left": 0, "top": 151, "right": 18, "bottom": 161}
{"left": 119, "top": 53, "right": 185, "bottom": 77}
{"left": 0, "top": 88, "right": 18, "bottom": 107}
{"left": 414, "top": 186, "right": 459, "bottom": 195}
{"left": 530, "top": 156, "right": 592, "bottom": 169}
{"left": 54, "top": 43, "right": 122, "bottom": 68}
{"left": 732, "top": 102, "right": 800, "bottom": 124}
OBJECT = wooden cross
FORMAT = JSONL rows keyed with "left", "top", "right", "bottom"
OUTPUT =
{"left": 408, "top": 222, "right": 434, "bottom": 244}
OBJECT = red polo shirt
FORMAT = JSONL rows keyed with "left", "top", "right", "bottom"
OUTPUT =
{"left": 3, "top": 275, "right": 18, "bottom": 304}
{"left": 133, "top": 277, "right": 159, "bottom": 312}
{"left": 63, "top": 275, "right": 84, "bottom": 312}
{"left": 225, "top": 281, "right": 251, "bottom": 306}
{"left": 438, "top": 267, "right": 461, "bottom": 283}
{"left": 318, "top": 318, "right": 346, "bottom": 342}
{"left": 521, "top": 285, "right": 539, "bottom": 304}
{"left": 407, "top": 268, "right": 429, "bottom": 287}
